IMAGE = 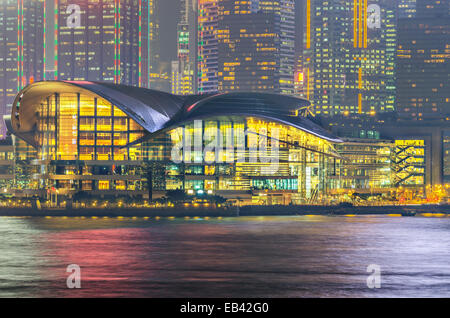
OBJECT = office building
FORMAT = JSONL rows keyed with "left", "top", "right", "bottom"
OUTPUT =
{"left": 398, "top": 0, "right": 416, "bottom": 19}
{"left": 396, "top": 0, "right": 450, "bottom": 120}
{"left": 0, "top": 138, "right": 14, "bottom": 193}
{"left": 334, "top": 138, "right": 394, "bottom": 193}
{"left": 53, "top": 0, "right": 158, "bottom": 88}
{"left": 197, "top": 0, "right": 219, "bottom": 94}
{"left": 0, "top": 0, "right": 45, "bottom": 138}
{"left": 301, "top": 0, "right": 397, "bottom": 115}
{"left": 217, "top": 0, "right": 296, "bottom": 95}
{"left": 172, "top": 0, "right": 197, "bottom": 95}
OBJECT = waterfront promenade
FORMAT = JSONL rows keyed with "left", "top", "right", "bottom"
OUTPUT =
{"left": 0, "top": 204, "right": 448, "bottom": 217}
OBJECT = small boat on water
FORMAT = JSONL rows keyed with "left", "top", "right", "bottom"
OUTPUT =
{"left": 401, "top": 210, "right": 416, "bottom": 217}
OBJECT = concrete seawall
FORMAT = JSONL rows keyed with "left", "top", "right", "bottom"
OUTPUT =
{"left": 0, "top": 205, "right": 448, "bottom": 217}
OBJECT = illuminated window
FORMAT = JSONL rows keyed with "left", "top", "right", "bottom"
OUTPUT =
{"left": 98, "top": 180, "right": 110, "bottom": 190}
{"left": 97, "top": 99, "right": 112, "bottom": 116}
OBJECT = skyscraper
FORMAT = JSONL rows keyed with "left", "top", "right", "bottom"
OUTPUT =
{"left": 172, "top": 0, "right": 197, "bottom": 95}
{"left": 398, "top": 0, "right": 417, "bottom": 19}
{"left": 197, "top": 0, "right": 219, "bottom": 94}
{"left": 0, "top": 0, "right": 45, "bottom": 138}
{"left": 302, "top": 0, "right": 397, "bottom": 116}
{"left": 201, "top": 0, "right": 296, "bottom": 95}
{"left": 53, "top": 0, "right": 157, "bottom": 88}
{"left": 396, "top": 0, "right": 450, "bottom": 121}
{"left": 147, "top": 0, "right": 166, "bottom": 91}
{"left": 416, "top": 0, "right": 449, "bottom": 18}
{"left": 294, "top": 0, "right": 305, "bottom": 97}
{"left": 217, "top": 0, "right": 279, "bottom": 92}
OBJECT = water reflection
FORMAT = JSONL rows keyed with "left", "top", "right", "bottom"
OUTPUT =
{"left": 0, "top": 215, "right": 449, "bottom": 297}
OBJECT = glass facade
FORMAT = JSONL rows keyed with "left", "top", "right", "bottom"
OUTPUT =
{"left": 10, "top": 83, "right": 450, "bottom": 205}
{"left": 33, "top": 92, "right": 147, "bottom": 194}
{"left": 444, "top": 131, "right": 450, "bottom": 184}
{"left": 146, "top": 117, "right": 339, "bottom": 203}
{"left": 335, "top": 139, "right": 393, "bottom": 191}
{"left": 0, "top": 142, "right": 14, "bottom": 191}
{"left": 36, "top": 93, "right": 145, "bottom": 162}
{"left": 393, "top": 139, "right": 426, "bottom": 187}
{"left": 23, "top": 89, "right": 341, "bottom": 204}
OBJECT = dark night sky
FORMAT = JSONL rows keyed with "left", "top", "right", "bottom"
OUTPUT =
{"left": 159, "top": 0, "right": 180, "bottom": 66}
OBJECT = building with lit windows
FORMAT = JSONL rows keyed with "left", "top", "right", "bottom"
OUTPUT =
{"left": 197, "top": 0, "right": 219, "bottom": 94}
{"left": 393, "top": 139, "right": 426, "bottom": 188}
{"left": 416, "top": 0, "right": 449, "bottom": 18}
{"left": 172, "top": 0, "right": 197, "bottom": 95}
{"left": 11, "top": 136, "right": 39, "bottom": 196}
{"left": 50, "top": 0, "right": 158, "bottom": 89}
{"left": 333, "top": 138, "right": 394, "bottom": 194}
{"left": 217, "top": 2, "right": 278, "bottom": 92}
{"left": 396, "top": 0, "right": 450, "bottom": 121}
{"left": 0, "top": 0, "right": 45, "bottom": 138}
{"left": 6, "top": 81, "right": 343, "bottom": 205}
{"left": 301, "top": 0, "right": 397, "bottom": 116}
{"left": 199, "top": 0, "right": 295, "bottom": 95}
{"left": 171, "top": 61, "right": 195, "bottom": 95}
{"left": 324, "top": 114, "right": 447, "bottom": 190}
{"left": 444, "top": 131, "right": 450, "bottom": 185}
{"left": 398, "top": 0, "right": 417, "bottom": 19}
{"left": 217, "top": 0, "right": 295, "bottom": 95}
{"left": 0, "top": 138, "right": 15, "bottom": 194}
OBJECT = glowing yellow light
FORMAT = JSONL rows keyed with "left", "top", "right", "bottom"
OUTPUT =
{"left": 306, "top": 0, "right": 311, "bottom": 49}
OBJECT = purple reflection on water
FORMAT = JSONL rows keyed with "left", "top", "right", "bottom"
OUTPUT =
{"left": 0, "top": 215, "right": 449, "bottom": 297}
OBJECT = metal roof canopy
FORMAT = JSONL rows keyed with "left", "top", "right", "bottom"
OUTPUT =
{"left": 8, "top": 81, "right": 342, "bottom": 148}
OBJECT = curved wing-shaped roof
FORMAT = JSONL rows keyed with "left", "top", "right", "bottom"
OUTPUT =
{"left": 9, "top": 81, "right": 184, "bottom": 147}
{"left": 9, "top": 81, "right": 342, "bottom": 147}
{"left": 176, "top": 92, "right": 341, "bottom": 143}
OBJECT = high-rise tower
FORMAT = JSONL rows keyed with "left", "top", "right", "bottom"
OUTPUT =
{"left": 200, "top": 0, "right": 296, "bottom": 95}
{"left": 396, "top": 0, "right": 450, "bottom": 121}
{"left": 197, "top": 0, "right": 219, "bottom": 94}
{"left": 172, "top": 0, "right": 197, "bottom": 95}
{"left": 53, "top": 0, "right": 156, "bottom": 88}
{"left": 398, "top": 0, "right": 416, "bottom": 19}
{"left": 0, "top": 0, "right": 45, "bottom": 138}
{"left": 302, "top": 0, "right": 397, "bottom": 116}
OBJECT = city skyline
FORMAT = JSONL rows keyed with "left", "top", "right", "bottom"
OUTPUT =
{"left": 0, "top": 0, "right": 449, "bottom": 300}
{"left": 0, "top": 0, "right": 449, "bottom": 138}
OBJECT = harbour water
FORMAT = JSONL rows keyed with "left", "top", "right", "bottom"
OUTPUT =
{"left": 0, "top": 215, "right": 449, "bottom": 297}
